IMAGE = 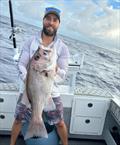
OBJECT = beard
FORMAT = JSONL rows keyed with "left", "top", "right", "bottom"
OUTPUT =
{"left": 42, "top": 25, "right": 57, "bottom": 36}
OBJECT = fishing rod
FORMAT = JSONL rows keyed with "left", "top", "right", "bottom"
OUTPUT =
{"left": 8, "top": 0, "right": 20, "bottom": 61}
{"left": 8, "top": 0, "right": 17, "bottom": 48}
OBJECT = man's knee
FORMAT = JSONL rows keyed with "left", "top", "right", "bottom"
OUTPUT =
{"left": 14, "top": 119, "right": 22, "bottom": 125}
{"left": 56, "top": 120, "right": 65, "bottom": 128}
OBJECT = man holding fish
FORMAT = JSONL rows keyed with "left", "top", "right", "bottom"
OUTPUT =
{"left": 10, "top": 7, "right": 70, "bottom": 145}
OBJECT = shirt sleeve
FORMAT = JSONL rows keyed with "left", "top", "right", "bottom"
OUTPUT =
{"left": 17, "top": 37, "right": 33, "bottom": 81}
{"left": 56, "top": 44, "right": 70, "bottom": 81}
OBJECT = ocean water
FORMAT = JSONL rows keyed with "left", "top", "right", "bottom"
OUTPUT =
{"left": 0, "top": 0, "right": 120, "bottom": 52}
{"left": 0, "top": 0, "right": 120, "bottom": 97}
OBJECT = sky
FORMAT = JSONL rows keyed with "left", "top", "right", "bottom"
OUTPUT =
{"left": 0, "top": 0, "right": 120, "bottom": 53}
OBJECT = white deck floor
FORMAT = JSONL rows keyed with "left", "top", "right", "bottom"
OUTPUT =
{"left": 0, "top": 135, "right": 107, "bottom": 145}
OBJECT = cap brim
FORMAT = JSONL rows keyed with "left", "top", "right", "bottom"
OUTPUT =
{"left": 44, "top": 12, "right": 60, "bottom": 21}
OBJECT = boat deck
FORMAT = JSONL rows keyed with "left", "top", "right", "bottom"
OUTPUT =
{"left": 0, "top": 135, "right": 107, "bottom": 145}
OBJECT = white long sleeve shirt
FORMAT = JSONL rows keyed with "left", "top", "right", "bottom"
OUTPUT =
{"left": 18, "top": 31, "right": 70, "bottom": 98}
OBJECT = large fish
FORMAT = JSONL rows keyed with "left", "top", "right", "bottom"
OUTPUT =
{"left": 24, "top": 45, "right": 56, "bottom": 140}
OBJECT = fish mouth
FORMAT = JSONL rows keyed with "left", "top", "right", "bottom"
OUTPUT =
{"left": 41, "top": 45, "right": 52, "bottom": 51}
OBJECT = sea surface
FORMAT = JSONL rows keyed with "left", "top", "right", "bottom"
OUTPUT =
{"left": 0, "top": 15, "right": 120, "bottom": 97}
{"left": 1, "top": 0, "right": 120, "bottom": 52}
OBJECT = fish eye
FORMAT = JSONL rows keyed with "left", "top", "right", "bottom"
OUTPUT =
{"left": 34, "top": 54, "right": 40, "bottom": 60}
{"left": 43, "top": 52, "right": 47, "bottom": 55}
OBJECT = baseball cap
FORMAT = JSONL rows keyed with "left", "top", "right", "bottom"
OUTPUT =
{"left": 44, "top": 7, "right": 61, "bottom": 22}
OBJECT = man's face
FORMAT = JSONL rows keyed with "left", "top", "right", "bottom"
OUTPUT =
{"left": 43, "top": 14, "right": 60, "bottom": 36}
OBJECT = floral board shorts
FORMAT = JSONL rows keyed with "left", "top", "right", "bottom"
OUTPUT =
{"left": 14, "top": 93, "right": 64, "bottom": 125}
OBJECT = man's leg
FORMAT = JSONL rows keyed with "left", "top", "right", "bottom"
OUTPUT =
{"left": 10, "top": 92, "right": 30, "bottom": 145}
{"left": 10, "top": 119, "right": 22, "bottom": 145}
{"left": 44, "top": 97, "right": 68, "bottom": 145}
{"left": 56, "top": 120, "right": 68, "bottom": 145}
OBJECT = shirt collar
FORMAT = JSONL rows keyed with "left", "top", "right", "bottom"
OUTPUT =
{"left": 36, "top": 31, "right": 58, "bottom": 48}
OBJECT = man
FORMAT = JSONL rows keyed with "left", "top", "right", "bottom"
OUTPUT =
{"left": 10, "top": 7, "right": 69, "bottom": 145}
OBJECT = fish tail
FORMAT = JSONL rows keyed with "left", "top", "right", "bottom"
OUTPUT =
{"left": 24, "top": 119, "right": 48, "bottom": 140}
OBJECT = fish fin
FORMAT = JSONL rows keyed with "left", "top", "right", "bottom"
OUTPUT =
{"left": 24, "top": 120, "right": 48, "bottom": 140}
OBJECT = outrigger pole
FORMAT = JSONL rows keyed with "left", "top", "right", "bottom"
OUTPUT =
{"left": 8, "top": 0, "right": 17, "bottom": 48}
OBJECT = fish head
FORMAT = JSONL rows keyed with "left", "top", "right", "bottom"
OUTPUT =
{"left": 33, "top": 46, "right": 52, "bottom": 61}
{"left": 39, "top": 46, "right": 53, "bottom": 61}
{"left": 31, "top": 46, "right": 55, "bottom": 71}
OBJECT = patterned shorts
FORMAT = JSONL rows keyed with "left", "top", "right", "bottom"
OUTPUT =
{"left": 14, "top": 94, "right": 64, "bottom": 125}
